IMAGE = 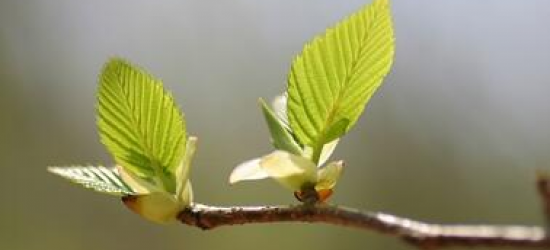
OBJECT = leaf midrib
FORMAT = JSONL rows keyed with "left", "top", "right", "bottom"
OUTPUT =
{"left": 313, "top": 8, "right": 380, "bottom": 157}
{"left": 112, "top": 69, "right": 164, "bottom": 183}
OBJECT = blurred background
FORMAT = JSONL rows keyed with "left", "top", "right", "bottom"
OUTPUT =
{"left": 2, "top": 0, "right": 550, "bottom": 249}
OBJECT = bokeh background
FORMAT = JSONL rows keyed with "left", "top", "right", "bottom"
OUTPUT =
{"left": 2, "top": 0, "right": 550, "bottom": 249}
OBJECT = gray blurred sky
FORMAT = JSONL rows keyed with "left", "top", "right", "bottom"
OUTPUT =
{"left": 2, "top": 1, "right": 550, "bottom": 250}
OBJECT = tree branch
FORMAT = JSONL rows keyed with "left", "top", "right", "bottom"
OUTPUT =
{"left": 178, "top": 203, "right": 549, "bottom": 249}
{"left": 178, "top": 175, "right": 550, "bottom": 248}
{"left": 537, "top": 171, "right": 550, "bottom": 224}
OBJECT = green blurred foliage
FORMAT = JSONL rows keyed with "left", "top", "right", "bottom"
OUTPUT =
{"left": 1, "top": 1, "right": 550, "bottom": 250}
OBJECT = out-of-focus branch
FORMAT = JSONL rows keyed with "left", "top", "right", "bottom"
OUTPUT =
{"left": 179, "top": 203, "right": 549, "bottom": 249}
{"left": 537, "top": 171, "right": 550, "bottom": 224}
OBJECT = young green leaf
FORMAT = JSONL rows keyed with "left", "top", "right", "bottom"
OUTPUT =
{"left": 48, "top": 166, "right": 135, "bottom": 196}
{"left": 116, "top": 165, "right": 159, "bottom": 194}
{"left": 175, "top": 137, "right": 197, "bottom": 201}
{"left": 97, "top": 58, "right": 186, "bottom": 191}
{"left": 287, "top": 0, "right": 394, "bottom": 162}
{"left": 229, "top": 158, "right": 269, "bottom": 184}
{"left": 315, "top": 161, "right": 344, "bottom": 191}
{"left": 260, "top": 150, "right": 317, "bottom": 191}
{"left": 271, "top": 94, "right": 290, "bottom": 128}
{"left": 122, "top": 192, "right": 184, "bottom": 223}
{"left": 318, "top": 139, "right": 339, "bottom": 166}
{"left": 260, "top": 98, "right": 302, "bottom": 155}
{"left": 230, "top": 151, "right": 317, "bottom": 191}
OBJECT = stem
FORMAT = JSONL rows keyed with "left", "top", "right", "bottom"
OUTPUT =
{"left": 179, "top": 203, "right": 549, "bottom": 249}
{"left": 176, "top": 175, "right": 550, "bottom": 249}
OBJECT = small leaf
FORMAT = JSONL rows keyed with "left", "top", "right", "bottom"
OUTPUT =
{"left": 178, "top": 181, "right": 193, "bottom": 205}
{"left": 175, "top": 137, "right": 197, "bottom": 201}
{"left": 116, "top": 165, "right": 159, "bottom": 194}
{"left": 318, "top": 139, "right": 339, "bottom": 166}
{"left": 122, "top": 192, "right": 183, "bottom": 223}
{"left": 271, "top": 93, "right": 290, "bottom": 128}
{"left": 97, "top": 58, "right": 186, "bottom": 192}
{"left": 259, "top": 150, "right": 317, "bottom": 191}
{"left": 287, "top": 0, "right": 394, "bottom": 159}
{"left": 229, "top": 158, "right": 269, "bottom": 184}
{"left": 316, "top": 160, "right": 344, "bottom": 191}
{"left": 260, "top": 98, "right": 302, "bottom": 155}
{"left": 48, "top": 166, "right": 135, "bottom": 196}
{"left": 230, "top": 151, "right": 317, "bottom": 191}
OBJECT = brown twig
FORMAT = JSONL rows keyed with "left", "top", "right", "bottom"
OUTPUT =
{"left": 537, "top": 171, "right": 550, "bottom": 225}
{"left": 178, "top": 203, "right": 549, "bottom": 249}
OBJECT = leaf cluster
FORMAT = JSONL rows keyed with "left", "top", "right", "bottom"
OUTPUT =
{"left": 49, "top": 0, "right": 394, "bottom": 223}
